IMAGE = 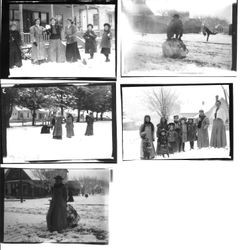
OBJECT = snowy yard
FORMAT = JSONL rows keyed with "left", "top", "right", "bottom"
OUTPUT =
{"left": 122, "top": 33, "right": 234, "bottom": 76}
{"left": 3, "top": 121, "right": 113, "bottom": 163}
{"left": 4, "top": 195, "right": 109, "bottom": 243}
{"left": 9, "top": 48, "right": 116, "bottom": 78}
{"left": 123, "top": 127, "right": 231, "bottom": 160}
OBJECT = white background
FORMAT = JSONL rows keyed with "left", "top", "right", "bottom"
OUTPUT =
{"left": 2, "top": 0, "right": 247, "bottom": 250}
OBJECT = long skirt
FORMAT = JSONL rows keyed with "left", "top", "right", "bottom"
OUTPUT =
{"left": 66, "top": 42, "right": 81, "bottom": 62}
{"left": 47, "top": 201, "right": 68, "bottom": 232}
{"left": 48, "top": 39, "right": 66, "bottom": 63}
{"left": 210, "top": 119, "right": 227, "bottom": 148}
{"left": 53, "top": 124, "right": 62, "bottom": 139}
{"left": 140, "top": 139, "right": 155, "bottom": 159}
{"left": 67, "top": 204, "right": 80, "bottom": 228}
{"left": 101, "top": 48, "right": 111, "bottom": 56}
{"left": 9, "top": 43, "right": 22, "bottom": 68}
{"left": 66, "top": 125, "right": 74, "bottom": 138}
{"left": 85, "top": 123, "right": 93, "bottom": 136}
{"left": 31, "top": 41, "right": 47, "bottom": 61}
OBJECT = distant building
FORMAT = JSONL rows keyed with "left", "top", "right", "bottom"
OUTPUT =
{"left": 5, "top": 169, "right": 49, "bottom": 199}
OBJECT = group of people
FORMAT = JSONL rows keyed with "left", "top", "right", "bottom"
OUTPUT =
{"left": 50, "top": 112, "right": 94, "bottom": 139}
{"left": 139, "top": 100, "right": 227, "bottom": 160}
{"left": 47, "top": 175, "right": 80, "bottom": 232}
{"left": 9, "top": 17, "right": 112, "bottom": 68}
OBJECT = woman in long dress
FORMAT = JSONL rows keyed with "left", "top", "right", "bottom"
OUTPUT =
{"left": 30, "top": 18, "right": 47, "bottom": 64}
{"left": 197, "top": 110, "right": 210, "bottom": 149}
{"left": 47, "top": 175, "right": 68, "bottom": 232}
{"left": 9, "top": 23, "right": 22, "bottom": 68}
{"left": 85, "top": 112, "right": 94, "bottom": 136}
{"left": 210, "top": 100, "right": 227, "bottom": 148}
{"left": 139, "top": 115, "right": 155, "bottom": 160}
{"left": 66, "top": 114, "right": 74, "bottom": 138}
{"left": 83, "top": 24, "right": 97, "bottom": 59}
{"left": 47, "top": 17, "right": 65, "bottom": 63}
{"left": 53, "top": 113, "right": 63, "bottom": 139}
{"left": 65, "top": 19, "right": 81, "bottom": 62}
{"left": 156, "top": 117, "right": 168, "bottom": 156}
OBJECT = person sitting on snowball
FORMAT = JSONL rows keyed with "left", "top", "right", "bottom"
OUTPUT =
{"left": 167, "top": 14, "right": 183, "bottom": 41}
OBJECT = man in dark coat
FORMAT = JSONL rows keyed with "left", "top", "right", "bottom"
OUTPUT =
{"left": 83, "top": 24, "right": 97, "bottom": 59}
{"left": 173, "top": 115, "right": 182, "bottom": 152}
{"left": 85, "top": 112, "right": 94, "bottom": 136}
{"left": 47, "top": 175, "right": 68, "bottom": 232}
{"left": 187, "top": 118, "right": 197, "bottom": 150}
{"left": 167, "top": 14, "right": 183, "bottom": 40}
{"left": 9, "top": 23, "right": 22, "bottom": 68}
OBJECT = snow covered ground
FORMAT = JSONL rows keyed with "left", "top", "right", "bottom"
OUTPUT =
{"left": 123, "top": 127, "right": 231, "bottom": 160}
{"left": 3, "top": 121, "right": 113, "bottom": 163}
{"left": 122, "top": 33, "right": 235, "bottom": 76}
{"left": 9, "top": 49, "right": 116, "bottom": 78}
{"left": 4, "top": 195, "right": 108, "bottom": 243}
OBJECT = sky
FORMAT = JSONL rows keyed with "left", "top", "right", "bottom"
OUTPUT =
{"left": 145, "top": 0, "right": 235, "bottom": 22}
{"left": 68, "top": 169, "right": 110, "bottom": 181}
{"left": 122, "top": 85, "right": 229, "bottom": 124}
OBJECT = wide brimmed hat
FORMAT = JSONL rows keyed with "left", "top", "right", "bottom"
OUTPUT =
{"left": 54, "top": 175, "right": 63, "bottom": 180}
{"left": 168, "top": 122, "right": 175, "bottom": 126}
{"left": 180, "top": 117, "right": 187, "bottom": 122}
{"left": 87, "top": 24, "right": 93, "bottom": 28}
{"left": 173, "top": 115, "right": 179, "bottom": 119}
{"left": 104, "top": 23, "right": 111, "bottom": 29}
{"left": 173, "top": 14, "right": 180, "bottom": 18}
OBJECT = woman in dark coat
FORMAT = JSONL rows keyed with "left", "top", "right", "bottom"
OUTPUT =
{"left": 167, "top": 123, "right": 178, "bottom": 154}
{"left": 65, "top": 114, "right": 74, "bottom": 138}
{"left": 47, "top": 175, "right": 68, "bottom": 232}
{"left": 139, "top": 115, "right": 155, "bottom": 160}
{"left": 156, "top": 117, "right": 168, "bottom": 155}
{"left": 9, "top": 23, "right": 22, "bottom": 68}
{"left": 197, "top": 110, "right": 210, "bottom": 148}
{"left": 83, "top": 24, "right": 97, "bottom": 59}
{"left": 47, "top": 17, "right": 66, "bottom": 63}
{"left": 65, "top": 19, "right": 81, "bottom": 62}
{"left": 187, "top": 118, "right": 197, "bottom": 150}
{"left": 53, "top": 113, "right": 63, "bottom": 139}
{"left": 85, "top": 112, "right": 94, "bottom": 136}
{"left": 100, "top": 23, "right": 112, "bottom": 62}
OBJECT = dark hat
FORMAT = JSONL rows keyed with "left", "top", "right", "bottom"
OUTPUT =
{"left": 173, "top": 14, "right": 180, "bottom": 18}
{"left": 188, "top": 118, "right": 194, "bottom": 122}
{"left": 104, "top": 23, "right": 111, "bottom": 28}
{"left": 180, "top": 117, "right": 187, "bottom": 122}
{"left": 199, "top": 109, "right": 204, "bottom": 113}
{"left": 168, "top": 122, "right": 175, "bottom": 126}
{"left": 54, "top": 175, "right": 63, "bottom": 180}
{"left": 50, "top": 17, "right": 57, "bottom": 22}
{"left": 173, "top": 115, "right": 179, "bottom": 119}
{"left": 87, "top": 24, "right": 93, "bottom": 28}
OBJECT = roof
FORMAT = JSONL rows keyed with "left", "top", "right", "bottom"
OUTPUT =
{"left": 24, "top": 169, "right": 46, "bottom": 181}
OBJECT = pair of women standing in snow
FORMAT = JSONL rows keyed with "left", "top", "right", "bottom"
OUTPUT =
{"left": 46, "top": 175, "right": 80, "bottom": 232}
{"left": 83, "top": 23, "right": 112, "bottom": 62}
{"left": 52, "top": 113, "right": 75, "bottom": 139}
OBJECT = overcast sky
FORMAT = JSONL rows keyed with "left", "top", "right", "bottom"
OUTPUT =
{"left": 68, "top": 169, "right": 110, "bottom": 181}
{"left": 146, "top": 0, "right": 235, "bottom": 22}
{"left": 122, "top": 85, "right": 229, "bottom": 124}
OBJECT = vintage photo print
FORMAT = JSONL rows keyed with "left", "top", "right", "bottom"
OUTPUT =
{"left": 1, "top": 82, "right": 116, "bottom": 163}
{"left": 121, "top": 0, "right": 237, "bottom": 76}
{"left": 1, "top": 168, "right": 111, "bottom": 243}
{"left": 2, "top": 1, "right": 116, "bottom": 78}
{"left": 121, "top": 84, "right": 233, "bottom": 161}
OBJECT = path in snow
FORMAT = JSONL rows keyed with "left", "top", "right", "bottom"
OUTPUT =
{"left": 4, "top": 121, "right": 113, "bottom": 163}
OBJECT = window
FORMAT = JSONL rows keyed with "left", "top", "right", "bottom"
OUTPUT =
{"left": 93, "top": 14, "right": 99, "bottom": 26}
{"left": 108, "top": 13, "right": 113, "bottom": 25}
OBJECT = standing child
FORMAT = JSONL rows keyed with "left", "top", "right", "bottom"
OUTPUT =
{"left": 83, "top": 24, "right": 97, "bottom": 59}
{"left": 100, "top": 23, "right": 112, "bottom": 62}
{"left": 187, "top": 118, "right": 197, "bottom": 150}
{"left": 167, "top": 123, "right": 178, "bottom": 154}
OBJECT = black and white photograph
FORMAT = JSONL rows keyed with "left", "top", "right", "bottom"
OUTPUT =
{"left": 5, "top": 2, "right": 116, "bottom": 78}
{"left": 121, "top": 0, "right": 237, "bottom": 76}
{"left": 121, "top": 84, "right": 233, "bottom": 160}
{"left": 1, "top": 83, "right": 116, "bottom": 163}
{"left": 2, "top": 168, "right": 110, "bottom": 243}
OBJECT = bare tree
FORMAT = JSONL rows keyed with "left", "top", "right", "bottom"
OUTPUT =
{"left": 146, "top": 88, "right": 180, "bottom": 118}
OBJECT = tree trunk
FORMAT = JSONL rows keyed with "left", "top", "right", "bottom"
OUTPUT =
{"left": 77, "top": 108, "right": 81, "bottom": 122}
{"left": 32, "top": 110, "right": 36, "bottom": 126}
{"left": 61, "top": 106, "right": 64, "bottom": 117}
{"left": 100, "top": 112, "right": 104, "bottom": 121}
{"left": 96, "top": 112, "right": 99, "bottom": 121}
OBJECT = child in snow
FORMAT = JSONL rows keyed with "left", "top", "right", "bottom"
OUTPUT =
{"left": 142, "top": 134, "right": 153, "bottom": 160}
{"left": 83, "top": 24, "right": 97, "bottom": 59}
{"left": 100, "top": 23, "right": 112, "bottom": 62}
{"left": 187, "top": 118, "right": 197, "bottom": 150}
{"left": 157, "top": 128, "right": 169, "bottom": 158}
{"left": 167, "top": 123, "right": 178, "bottom": 154}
